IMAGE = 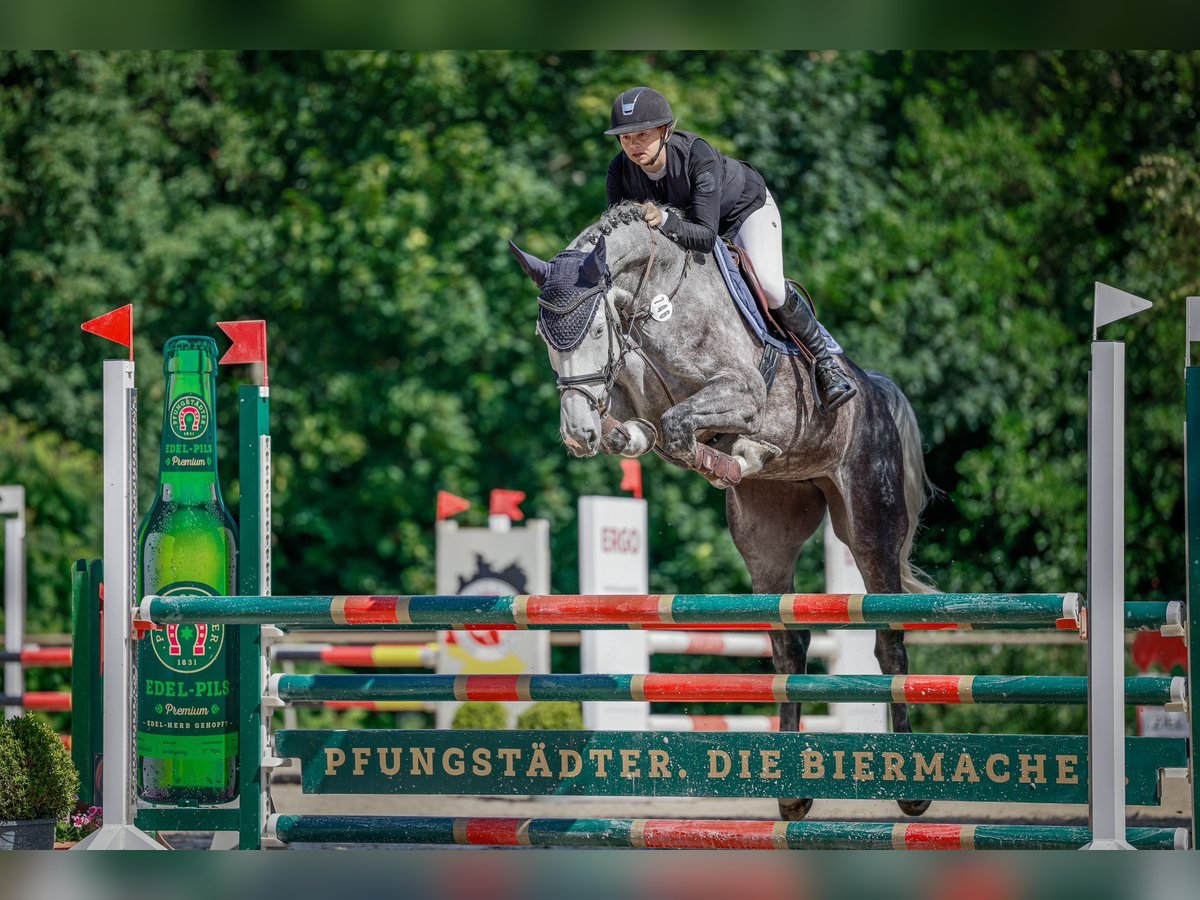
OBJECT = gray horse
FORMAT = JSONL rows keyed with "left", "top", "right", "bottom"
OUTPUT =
{"left": 510, "top": 201, "right": 936, "bottom": 820}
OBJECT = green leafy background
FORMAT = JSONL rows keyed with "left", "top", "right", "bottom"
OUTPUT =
{"left": 2, "top": 51, "right": 1196, "bottom": 734}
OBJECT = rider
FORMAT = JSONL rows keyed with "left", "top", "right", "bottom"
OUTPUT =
{"left": 604, "top": 86, "right": 856, "bottom": 413}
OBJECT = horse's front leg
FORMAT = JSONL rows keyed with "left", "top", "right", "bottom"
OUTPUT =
{"left": 599, "top": 415, "right": 656, "bottom": 458}
{"left": 660, "top": 373, "right": 775, "bottom": 485}
{"left": 597, "top": 388, "right": 658, "bottom": 458}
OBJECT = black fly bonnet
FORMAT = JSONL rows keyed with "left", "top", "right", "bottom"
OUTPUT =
{"left": 536, "top": 249, "right": 610, "bottom": 351}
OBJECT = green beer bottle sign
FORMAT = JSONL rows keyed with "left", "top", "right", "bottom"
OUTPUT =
{"left": 147, "top": 582, "right": 225, "bottom": 670}
{"left": 137, "top": 336, "right": 239, "bottom": 804}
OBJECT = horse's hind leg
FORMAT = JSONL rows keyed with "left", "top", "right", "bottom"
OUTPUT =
{"left": 726, "top": 478, "right": 826, "bottom": 821}
{"left": 827, "top": 478, "right": 932, "bottom": 818}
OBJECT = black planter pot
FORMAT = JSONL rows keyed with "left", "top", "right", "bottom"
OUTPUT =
{"left": 0, "top": 819, "right": 56, "bottom": 850}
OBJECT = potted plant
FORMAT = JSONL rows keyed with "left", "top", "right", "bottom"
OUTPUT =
{"left": 55, "top": 805, "right": 102, "bottom": 849}
{"left": 0, "top": 712, "right": 80, "bottom": 850}
{"left": 451, "top": 701, "right": 508, "bottom": 729}
{"left": 516, "top": 701, "right": 583, "bottom": 730}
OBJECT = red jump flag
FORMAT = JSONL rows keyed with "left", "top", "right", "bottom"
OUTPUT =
{"left": 620, "top": 459, "right": 644, "bottom": 499}
{"left": 489, "top": 489, "right": 526, "bottom": 521}
{"left": 217, "top": 320, "right": 269, "bottom": 386}
{"left": 436, "top": 491, "right": 471, "bottom": 521}
{"left": 81, "top": 304, "right": 133, "bottom": 360}
{"left": 1132, "top": 631, "right": 1188, "bottom": 674}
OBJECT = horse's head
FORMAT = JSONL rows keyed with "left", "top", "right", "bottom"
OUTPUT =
{"left": 510, "top": 235, "right": 616, "bottom": 456}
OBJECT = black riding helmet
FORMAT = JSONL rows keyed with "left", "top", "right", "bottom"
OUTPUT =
{"left": 605, "top": 87, "right": 674, "bottom": 135}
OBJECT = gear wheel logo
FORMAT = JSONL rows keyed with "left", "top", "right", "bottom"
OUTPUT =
{"left": 456, "top": 555, "right": 528, "bottom": 655}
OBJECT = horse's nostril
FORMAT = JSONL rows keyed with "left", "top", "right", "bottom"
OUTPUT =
{"left": 563, "top": 428, "right": 600, "bottom": 458}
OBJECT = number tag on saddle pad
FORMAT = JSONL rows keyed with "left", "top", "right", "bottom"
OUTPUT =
{"left": 650, "top": 294, "right": 672, "bottom": 322}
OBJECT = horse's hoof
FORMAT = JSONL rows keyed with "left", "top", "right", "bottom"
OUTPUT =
{"left": 778, "top": 797, "right": 813, "bottom": 821}
{"left": 897, "top": 798, "right": 931, "bottom": 817}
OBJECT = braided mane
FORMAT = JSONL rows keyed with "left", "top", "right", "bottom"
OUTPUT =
{"left": 578, "top": 200, "right": 685, "bottom": 247}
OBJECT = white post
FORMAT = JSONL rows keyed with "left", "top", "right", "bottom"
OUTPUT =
{"left": 579, "top": 496, "right": 649, "bottom": 730}
{"left": 823, "top": 519, "right": 887, "bottom": 732}
{"left": 77, "top": 360, "right": 162, "bottom": 849}
{"left": 2, "top": 486, "right": 26, "bottom": 720}
{"left": 1083, "top": 283, "right": 1150, "bottom": 851}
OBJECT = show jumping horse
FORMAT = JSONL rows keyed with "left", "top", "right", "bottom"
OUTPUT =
{"left": 511, "top": 200, "right": 937, "bottom": 820}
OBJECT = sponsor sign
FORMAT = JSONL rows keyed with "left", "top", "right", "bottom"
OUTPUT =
{"left": 578, "top": 497, "right": 649, "bottom": 730}
{"left": 435, "top": 519, "right": 551, "bottom": 728}
{"left": 275, "top": 729, "right": 1184, "bottom": 806}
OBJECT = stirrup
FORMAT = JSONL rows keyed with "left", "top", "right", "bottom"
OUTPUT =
{"left": 811, "top": 361, "right": 856, "bottom": 416}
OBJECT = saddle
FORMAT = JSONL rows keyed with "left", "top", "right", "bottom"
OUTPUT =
{"left": 720, "top": 241, "right": 822, "bottom": 395}
{"left": 723, "top": 243, "right": 819, "bottom": 364}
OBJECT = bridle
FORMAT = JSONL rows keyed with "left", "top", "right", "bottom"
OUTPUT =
{"left": 541, "top": 227, "right": 689, "bottom": 418}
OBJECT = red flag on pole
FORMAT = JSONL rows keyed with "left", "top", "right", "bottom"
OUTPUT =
{"left": 217, "top": 320, "right": 269, "bottom": 386}
{"left": 1131, "top": 631, "right": 1188, "bottom": 674}
{"left": 81, "top": 304, "right": 133, "bottom": 360}
{"left": 620, "top": 459, "right": 643, "bottom": 499}
{"left": 436, "top": 491, "right": 471, "bottom": 521}
{"left": 489, "top": 489, "right": 526, "bottom": 521}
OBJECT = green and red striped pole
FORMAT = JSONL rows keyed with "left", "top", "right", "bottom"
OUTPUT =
{"left": 140, "top": 591, "right": 1182, "bottom": 633}
{"left": 0, "top": 691, "right": 72, "bottom": 711}
{"left": 0, "top": 647, "right": 72, "bottom": 666}
{"left": 142, "top": 592, "right": 1085, "bottom": 629}
{"left": 268, "top": 814, "right": 1186, "bottom": 851}
{"left": 268, "top": 672, "right": 1184, "bottom": 708}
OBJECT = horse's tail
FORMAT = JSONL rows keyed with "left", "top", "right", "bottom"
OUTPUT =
{"left": 867, "top": 371, "right": 939, "bottom": 594}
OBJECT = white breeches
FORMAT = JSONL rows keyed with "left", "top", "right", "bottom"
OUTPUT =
{"left": 730, "top": 189, "right": 787, "bottom": 310}
{"left": 728, "top": 189, "right": 844, "bottom": 354}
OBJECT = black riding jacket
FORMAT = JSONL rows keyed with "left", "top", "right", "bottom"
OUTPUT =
{"left": 606, "top": 130, "right": 767, "bottom": 252}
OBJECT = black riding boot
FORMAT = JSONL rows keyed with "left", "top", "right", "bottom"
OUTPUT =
{"left": 775, "top": 284, "right": 856, "bottom": 414}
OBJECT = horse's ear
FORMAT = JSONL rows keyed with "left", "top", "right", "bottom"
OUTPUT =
{"left": 509, "top": 240, "right": 551, "bottom": 289}
{"left": 581, "top": 236, "right": 607, "bottom": 285}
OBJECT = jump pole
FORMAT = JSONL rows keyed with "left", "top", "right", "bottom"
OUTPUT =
{"left": 1084, "top": 283, "right": 1152, "bottom": 850}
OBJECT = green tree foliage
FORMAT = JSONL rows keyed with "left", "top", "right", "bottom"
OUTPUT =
{"left": 0, "top": 416, "right": 100, "bottom": 633}
{"left": 854, "top": 51, "right": 1197, "bottom": 602}
{"left": 2, "top": 54, "right": 1198, "bottom": 739}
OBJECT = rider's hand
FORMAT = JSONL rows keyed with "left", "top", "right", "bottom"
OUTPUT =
{"left": 642, "top": 202, "right": 665, "bottom": 229}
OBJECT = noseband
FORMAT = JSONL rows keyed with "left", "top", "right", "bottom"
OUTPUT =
{"left": 547, "top": 288, "right": 626, "bottom": 415}
{"left": 541, "top": 229, "right": 688, "bottom": 417}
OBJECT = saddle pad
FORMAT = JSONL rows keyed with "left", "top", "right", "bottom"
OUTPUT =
{"left": 713, "top": 240, "right": 843, "bottom": 356}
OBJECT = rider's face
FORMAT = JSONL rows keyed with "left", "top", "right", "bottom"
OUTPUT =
{"left": 619, "top": 128, "right": 667, "bottom": 168}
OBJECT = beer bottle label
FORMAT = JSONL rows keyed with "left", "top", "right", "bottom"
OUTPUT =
{"left": 136, "top": 581, "right": 238, "bottom": 770}
{"left": 162, "top": 394, "right": 215, "bottom": 474}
